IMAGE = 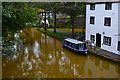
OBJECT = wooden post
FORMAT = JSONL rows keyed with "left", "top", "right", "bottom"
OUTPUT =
{"left": 54, "top": 12, "right": 56, "bottom": 33}
{"left": 71, "top": 15, "right": 75, "bottom": 38}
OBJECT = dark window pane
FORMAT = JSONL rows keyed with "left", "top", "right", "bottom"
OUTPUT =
{"left": 90, "top": 35, "right": 95, "bottom": 43}
{"left": 118, "top": 41, "right": 120, "bottom": 51}
{"left": 90, "top": 4, "right": 95, "bottom": 10}
{"left": 109, "top": 38, "right": 111, "bottom": 46}
{"left": 105, "top": 3, "right": 112, "bottom": 10}
{"left": 90, "top": 17, "right": 95, "bottom": 24}
{"left": 104, "top": 17, "right": 111, "bottom": 26}
{"left": 103, "top": 36, "right": 111, "bottom": 46}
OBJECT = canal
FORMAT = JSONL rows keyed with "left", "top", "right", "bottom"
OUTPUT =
{"left": 2, "top": 28, "right": 120, "bottom": 78}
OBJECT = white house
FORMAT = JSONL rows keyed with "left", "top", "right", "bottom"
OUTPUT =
{"left": 86, "top": 1, "right": 120, "bottom": 55}
{"left": 40, "top": 12, "right": 53, "bottom": 27}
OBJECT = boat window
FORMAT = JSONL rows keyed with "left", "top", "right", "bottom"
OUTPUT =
{"left": 67, "top": 41, "right": 69, "bottom": 46}
{"left": 72, "top": 44, "right": 75, "bottom": 48}
{"left": 79, "top": 44, "right": 84, "bottom": 50}
{"left": 70, "top": 43, "right": 72, "bottom": 47}
{"left": 76, "top": 44, "right": 79, "bottom": 49}
{"left": 69, "top": 43, "right": 71, "bottom": 47}
{"left": 65, "top": 41, "right": 67, "bottom": 45}
{"left": 65, "top": 41, "right": 66, "bottom": 45}
{"left": 84, "top": 43, "right": 86, "bottom": 48}
{"left": 63, "top": 40, "right": 65, "bottom": 44}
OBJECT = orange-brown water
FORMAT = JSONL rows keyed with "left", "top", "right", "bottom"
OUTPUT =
{"left": 2, "top": 28, "right": 120, "bottom": 78}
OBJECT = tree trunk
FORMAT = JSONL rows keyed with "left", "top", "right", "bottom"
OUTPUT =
{"left": 82, "top": 26, "right": 85, "bottom": 40}
{"left": 71, "top": 15, "right": 75, "bottom": 38}
{"left": 44, "top": 11, "right": 47, "bottom": 31}
{"left": 54, "top": 12, "right": 56, "bottom": 33}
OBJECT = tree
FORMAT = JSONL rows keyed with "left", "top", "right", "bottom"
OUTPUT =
{"left": 33, "top": 2, "right": 61, "bottom": 33}
{"left": 2, "top": 2, "right": 40, "bottom": 36}
{"left": 41, "top": 2, "right": 60, "bottom": 33}
{"left": 58, "top": 2, "right": 86, "bottom": 38}
{"left": 50, "top": 3, "right": 61, "bottom": 33}
{"left": 33, "top": 2, "right": 49, "bottom": 31}
{"left": 2, "top": 2, "right": 41, "bottom": 55}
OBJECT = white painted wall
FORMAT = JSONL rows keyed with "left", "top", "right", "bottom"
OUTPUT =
{"left": 118, "top": 3, "right": 120, "bottom": 54}
{"left": 118, "top": 3, "right": 120, "bottom": 41}
{"left": 86, "top": 3, "right": 119, "bottom": 54}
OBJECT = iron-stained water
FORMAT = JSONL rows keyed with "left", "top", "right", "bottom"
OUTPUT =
{"left": 2, "top": 28, "right": 120, "bottom": 78}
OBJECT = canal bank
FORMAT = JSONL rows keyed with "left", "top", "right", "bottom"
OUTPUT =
{"left": 88, "top": 46, "right": 120, "bottom": 63}
{"left": 37, "top": 28, "right": 120, "bottom": 63}
{"left": 37, "top": 29, "right": 63, "bottom": 41}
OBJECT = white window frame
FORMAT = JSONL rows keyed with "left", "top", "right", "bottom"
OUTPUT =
{"left": 103, "top": 36, "right": 111, "bottom": 46}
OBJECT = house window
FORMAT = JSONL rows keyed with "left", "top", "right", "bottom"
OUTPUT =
{"left": 104, "top": 17, "right": 111, "bottom": 26}
{"left": 90, "top": 35, "right": 95, "bottom": 43}
{"left": 103, "top": 36, "right": 111, "bottom": 46}
{"left": 90, "top": 16, "right": 95, "bottom": 24}
{"left": 118, "top": 41, "right": 120, "bottom": 51}
{"left": 90, "top": 4, "right": 95, "bottom": 10}
{"left": 105, "top": 3, "right": 112, "bottom": 10}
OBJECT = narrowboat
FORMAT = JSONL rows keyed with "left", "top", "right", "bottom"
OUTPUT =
{"left": 62, "top": 38, "right": 88, "bottom": 54}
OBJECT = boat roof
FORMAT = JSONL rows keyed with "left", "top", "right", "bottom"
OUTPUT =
{"left": 64, "top": 38, "right": 85, "bottom": 44}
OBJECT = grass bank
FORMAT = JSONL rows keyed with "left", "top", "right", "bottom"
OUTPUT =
{"left": 37, "top": 28, "right": 72, "bottom": 40}
{"left": 49, "top": 28, "right": 85, "bottom": 33}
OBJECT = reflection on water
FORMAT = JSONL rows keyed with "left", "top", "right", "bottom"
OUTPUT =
{"left": 2, "top": 28, "right": 120, "bottom": 78}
